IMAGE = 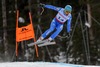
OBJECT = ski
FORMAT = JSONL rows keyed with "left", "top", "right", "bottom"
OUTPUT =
{"left": 28, "top": 40, "right": 49, "bottom": 47}
{"left": 38, "top": 41, "right": 56, "bottom": 47}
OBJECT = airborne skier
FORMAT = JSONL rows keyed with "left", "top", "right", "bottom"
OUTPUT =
{"left": 37, "top": 3, "right": 72, "bottom": 42}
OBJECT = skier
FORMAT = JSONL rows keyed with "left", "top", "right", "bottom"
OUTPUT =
{"left": 37, "top": 3, "right": 72, "bottom": 42}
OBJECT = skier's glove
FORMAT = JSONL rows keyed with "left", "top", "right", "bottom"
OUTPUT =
{"left": 39, "top": 3, "right": 45, "bottom": 7}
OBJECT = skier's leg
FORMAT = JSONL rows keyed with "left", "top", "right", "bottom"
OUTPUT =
{"left": 42, "top": 21, "right": 56, "bottom": 38}
{"left": 37, "top": 20, "right": 56, "bottom": 41}
{"left": 48, "top": 23, "right": 63, "bottom": 41}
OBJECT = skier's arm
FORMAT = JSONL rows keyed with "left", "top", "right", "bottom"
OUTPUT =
{"left": 44, "top": 5, "right": 62, "bottom": 11}
{"left": 67, "top": 17, "right": 72, "bottom": 33}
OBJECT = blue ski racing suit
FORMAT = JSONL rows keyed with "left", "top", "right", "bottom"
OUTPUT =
{"left": 41, "top": 5, "right": 72, "bottom": 41}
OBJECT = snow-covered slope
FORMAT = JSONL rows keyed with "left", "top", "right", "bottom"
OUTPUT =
{"left": 0, "top": 62, "right": 99, "bottom": 67}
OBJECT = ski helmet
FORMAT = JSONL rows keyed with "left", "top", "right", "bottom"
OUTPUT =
{"left": 64, "top": 5, "right": 72, "bottom": 13}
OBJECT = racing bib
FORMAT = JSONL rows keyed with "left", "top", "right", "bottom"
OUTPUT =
{"left": 55, "top": 9, "right": 70, "bottom": 23}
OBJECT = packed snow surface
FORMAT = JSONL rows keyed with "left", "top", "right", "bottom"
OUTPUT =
{"left": 0, "top": 62, "right": 99, "bottom": 67}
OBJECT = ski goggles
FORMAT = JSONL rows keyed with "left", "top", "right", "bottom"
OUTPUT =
{"left": 65, "top": 11, "right": 70, "bottom": 14}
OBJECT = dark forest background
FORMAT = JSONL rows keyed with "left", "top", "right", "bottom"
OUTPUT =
{"left": 0, "top": 0, "right": 100, "bottom": 65}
